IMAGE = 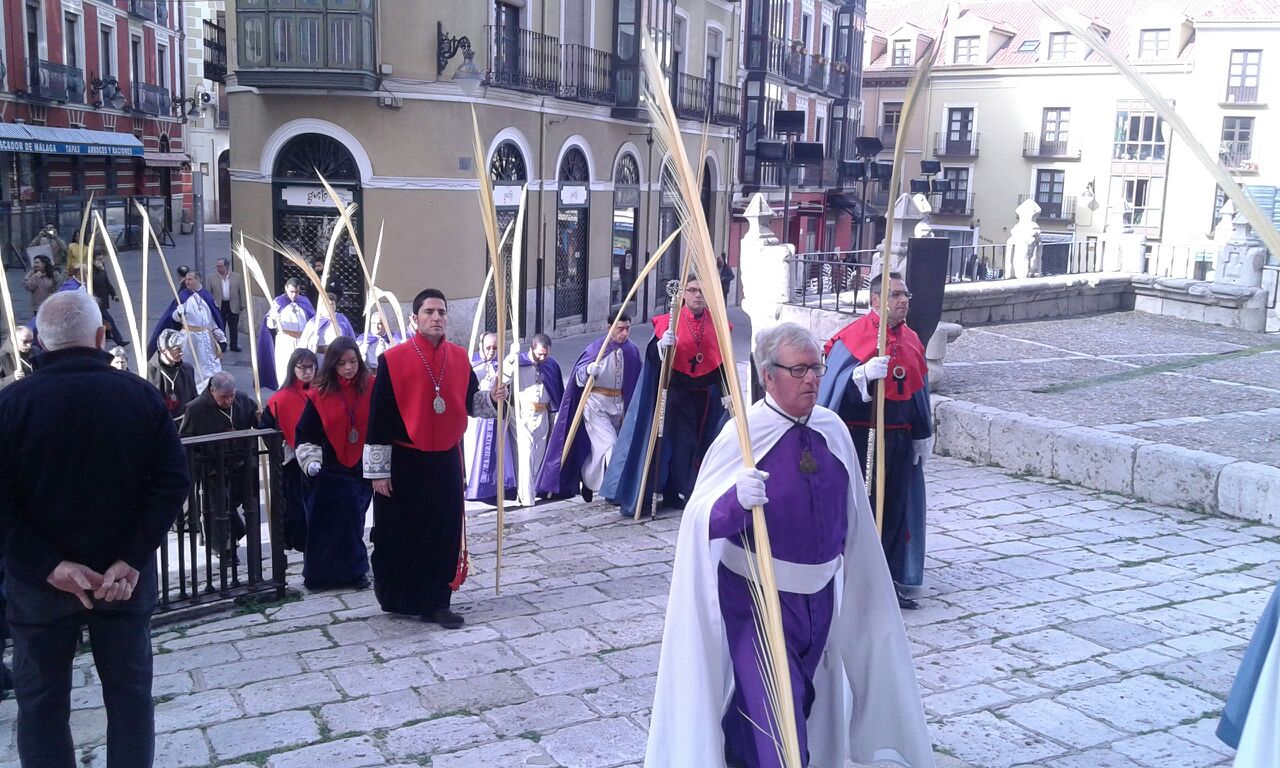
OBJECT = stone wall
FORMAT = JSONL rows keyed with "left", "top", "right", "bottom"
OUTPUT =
{"left": 940, "top": 273, "right": 1135, "bottom": 327}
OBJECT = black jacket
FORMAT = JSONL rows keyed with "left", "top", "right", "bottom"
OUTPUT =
{"left": 0, "top": 347, "right": 189, "bottom": 587}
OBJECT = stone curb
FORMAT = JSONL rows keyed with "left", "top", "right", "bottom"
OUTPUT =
{"left": 931, "top": 396, "right": 1280, "bottom": 524}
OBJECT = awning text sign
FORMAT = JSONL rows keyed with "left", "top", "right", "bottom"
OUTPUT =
{"left": 0, "top": 138, "right": 143, "bottom": 157}
{"left": 280, "top": 185, "right": 355, "bottom": 209}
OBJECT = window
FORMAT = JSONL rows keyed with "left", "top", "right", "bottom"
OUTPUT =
{"left": 671, "top": 14, "right": 685, "bottom": 73}
{"left": 1041, "top": 108, "right": 1070, "bottom": 152}
{"left": 1113, "top": 101, "right": 1167, "bottom": 161}
{"left": 1221, "top": 116, "right": 1254, "bottom": 167}
{"left": 130, "top": 36, "right": 141, "bottom": 87}
{"left": 815, "top": 117, "right": 824, "bottom": 145}
{"left": 881, "top": 101, "right": 902, "bottom": 140}
{"left": 1047, "top": 32, "right": 1075, "bottom": 61}
{"left": 892, "top": 40, "right": 910, "bottom": 66}
{"left": 706, "top": 28, "right": 721, "bottom": 84}
{"left": 25, "top": 1, "right": 42, "bottom": 73}
{"left": 100, "top": 25, "right": 114, "bottom": 77}
{"left": 821, "top": 23, "right": 830, "bottom": 58}
{"left": 1227, "top": 50, "right": 1262, "bottom": 103}
{"left": 1035, "top": 169, "right": 1066, "bottom": 216}
{"left": 64, "top": 13, "right": 79, "bottom": 69}
{"left": 1017, "top": 39, "right": 1040, "bottom": 53}
{"left": 953, "top": 35, "right": 979, "bottom": 65}
{"left": 1123, "top": 177, "right": 1151, "bottom": 224}
{"left": 941, "top": 167, "right": 970, "bottom": 213}
{"left": 944, "top": 107, "right": 975, "bottom": 154}
{"left": 1138, "top": 28, "right": 1170, "bottom": 59}
{"left": 157, "top": 43, "right": 167, "bottom": 90}
{"left": 802, "top": 14, "right": 811, "bottom": 50}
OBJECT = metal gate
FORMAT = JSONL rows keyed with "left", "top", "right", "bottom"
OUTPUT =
{"left": 555, "top": 148, "right": 591, "bottom": 326}
{"left": 275, "top": 207, "right": 365, "bottom": 326}
{"left": 483, "top": 205, "right": 522, "bottom": 337}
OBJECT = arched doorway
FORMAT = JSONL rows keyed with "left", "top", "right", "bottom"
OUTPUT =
{"left": 158, "top": 135, "right": 173, "bottom": 232}
{"left": 701, "top": 158, "right": 715, "bottom": 250}
{"left": 657, "top": 164, "right": 683, "bottom": 301}
{"left": 216, "top": 150, "right": 231, "bottom": 224}
{"left": 611, "top": 153, "right": 641, "bottom": 310}
{"left": 271, "top": 133, "right": 364, "bottom": 324}
{"left": 487, "top": 140, "right": 527, "bottom": 335}
{"left": 555, "top": 147, "right": 590, "bottom": 326}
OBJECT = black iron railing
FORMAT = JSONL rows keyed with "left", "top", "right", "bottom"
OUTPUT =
{"left": 935, "top": 131, "right": 980, "bottom": 157}
{"left": 826, "top": 62, "right": 849, "bottom": 97}
{"left": 1019, "top": 194, "right": 1077, "bottom": 222}
{"left": 156, "top": 428, "right": 288, "bottom": 624}
{"left": 712, "top": 82, "right": 741, "bottom": 126}
{"left": 784, "top": 249, "right": 877, "bottom": 312}
{"left": 130, "top": 0, "right": 157, "bottom": 22}
{"left": 1224, "top": 84, "right": 1259, "bottom": 104}
{"left": 765, "top": 37, "right": 788, "bottom": 77}
{"left": 879, "top": 124, "right": 898, "bottom": 146}
{"left": 1220, "top": 141, "right": 1257, "bottom": 172}
{"left": 935, "top": 192, "right": 975, "bottom": 216}
{"left": 133, "top": 82, "right": 171, "bottom": 116}
{"left": 806, "top": 56, "right": 828, "bottom": 91}
{"left": 487, "top": 26, "right": 559, "bottom": 95}
{"left": 1022, "top": 132, "right": 1080, "bottom": 159}
{"left": 672, "top": 70, "right": 711, "bottom": 120}
{"left": 560, "top": 44, "right": 614, "bottom": 105}
{"left": 27, "top": 60, "right": 85, "bottom": 102}
{"left": 203, "top": 19, "right": 227, "bottom": 83}
{"left": 785, "top": 48, "right": 807, "bottom": 83}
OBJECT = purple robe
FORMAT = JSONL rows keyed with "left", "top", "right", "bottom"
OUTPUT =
{"left": 464, "top": 357, "right": 517, "bottom": 503}
{"left": 256, "top": 294, "right": 317, "bottom": 390}
{"left": 146, "top": 288, "right": 224, "bottom": 358}
{"left": 536, "top": 335, "right": 640, "bottom": 497}
{"left": 708, "top": 423, "right": 848, "bottom": 768}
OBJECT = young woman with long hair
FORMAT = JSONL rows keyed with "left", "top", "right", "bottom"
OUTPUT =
{"left": 294, "top": 336, "right": 374, "bottom": 590}
{"left": 261, "top": 347, "right": 319, "bottom": 552}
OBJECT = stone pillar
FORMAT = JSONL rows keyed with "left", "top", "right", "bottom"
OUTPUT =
{"left": 1006, "top": 198, "right": 1043, "bottom": 279}
{"left": 739, "top": 193, "right": 795, "bottom": 344}
{"left": 1216, "top": 207, "right": 1266, "bottom": 289}
{"left": 871, "top": 192, "right": 931, "bottom": 277}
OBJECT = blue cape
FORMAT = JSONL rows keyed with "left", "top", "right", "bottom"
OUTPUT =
{"left": 146, "top": 288, "right": 224, "bottom": 359}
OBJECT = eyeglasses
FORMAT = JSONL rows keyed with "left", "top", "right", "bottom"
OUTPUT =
{"left": 684, "top": 287, "right": 703, "bottom": 295}
{"left": 295, "top": 364, "right": 316, "bottom": 372}
{"left": 889, "top": 291, "right": 913, "bottom": 300}
{"left": 771, "top": 363, "right": 828, "bottom": 378}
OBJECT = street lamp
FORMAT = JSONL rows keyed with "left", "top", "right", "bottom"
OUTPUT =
{"left": 173, "top": 85, "right": 212, "bottom": 119}
{"left": 846, "top": 137, "right": 888, "bottom": 252}
{"left": 438, "top": 22, "right": 484, "bottom": 96}
{"left": 758, "top": 110, "right": 823, "bottom": 246}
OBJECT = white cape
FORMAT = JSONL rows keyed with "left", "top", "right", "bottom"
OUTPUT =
{"left": 1235, "top": 622, "right": 1280, "bottom": 767}
{"left": 645, "top": 399, "right": 935, "bottom": 768}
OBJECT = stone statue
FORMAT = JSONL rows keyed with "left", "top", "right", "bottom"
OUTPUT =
{"left": 1006, "top": 198, "right": 1042, "bottom": 279}
{"left": 1217, "top": 210, "right": 1266, "bottom": 288}
{"left": 871, "top": 192, "right": 932, "bottom": 277}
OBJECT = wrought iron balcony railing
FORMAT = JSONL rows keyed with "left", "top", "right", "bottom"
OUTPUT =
{"left": 671, "top": 70, "right": 711, "bottom": 120}
{"left": 203, "top": 19, "right": 227, "bottom": 84}
{"left": 934, "top": 131, "right": 980, "bottom": 158}
{"left": 487, "top": 26, "right": 559, "bottom": 96}
{"left": 1220, "top": 141, "right": 1258, "bottom": 173}
{"left": 934, "top": 192, "right": 976, "bottom": 216}
{"left": 559, "top": 44, "right": 613, "bottom": 105}
{"left": 1022, "top": 132, "right": 1080, "bottom": 159}
{"left": 1224, "top": 84, "right": 1260, "bottom": 104}
{"left": 806, "top": 57, "right": 828, "bottom": 91}
{"left": 879, "top": 125, "right": 898, "bottom": 147}
{"left": 27, "top": 60, "right": 85, "bottom": 103}
{"left": 1019, "top": 194, "right": 1077, "bottom": 222}
{"left": 711, "top": 82, "right": 741, "bottom": 126}
{"left": 133, "top": 82, "right": 171, "bottom": 116}
{"left": 826, "top": 62, "right": 850, "bottom": 97}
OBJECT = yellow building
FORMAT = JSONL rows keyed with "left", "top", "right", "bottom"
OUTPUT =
{"left": 226, "top": 1, "right": 742, "bottom": 338}
{"left": 860, "top": 0, "right": 1280, "bottom": 277}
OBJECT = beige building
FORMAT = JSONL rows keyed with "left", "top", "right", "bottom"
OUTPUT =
{"left": 226, "top": 0, "right": 743, "bottom": 339}
{"left": 183, "top": 1, "right": 230, "bottom": 224}
{"left": 860, "top": 0, "right": 1280, "bottom": 278}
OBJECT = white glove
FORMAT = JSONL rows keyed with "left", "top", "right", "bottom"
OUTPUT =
{"left": 657, "top": 330, "right": 676, "bottom": 360}
{"left": 721, "top": 395, "right": 733, "bottom": 411}
{"left": 305, "top": 461, "right": 321, "bottom": 477}
{"left": 912, "top": 437, "right": 934, "bottom": 468}
{"left": 735, "top": 468, "right": 770, "bottom": 509}
{"left": 851, "top": 355, "right": 890, "bottom": 403}
{"left": 172, "top": 307, "right": 185, "bottom": 322}
{"left": 214, "top": 329, "right": 228, "bottom": 344}
{"left": 585, "top": 361, "right": 604, "bottom": 378}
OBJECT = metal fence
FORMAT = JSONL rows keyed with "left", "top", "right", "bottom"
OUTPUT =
{"left": 156, "top": 428, "right": 288, "bottom": 625}
{"left": 0, "top": 195, "right": 167, "bottom": 270}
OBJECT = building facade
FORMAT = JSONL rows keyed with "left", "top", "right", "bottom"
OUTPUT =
{"left": 182, "top": 0, "right": 229, "bottom": 224}
{"left": 731, "top": 0, "right": 868, "bottom": 259}
{"left": 860, "top": 0, "right": 1280, "bottom": 277}
{"left": 226, "top": 0, "right": 743, "bottom": 339}
{"left": 0, "top": 0, "right": 189, "bottom": 254}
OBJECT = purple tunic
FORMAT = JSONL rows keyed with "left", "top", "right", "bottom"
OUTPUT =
{"left": 708, "top": 422, "right": 848, "bottom": 768}
{"left": 464, "top": 357, "right": 517, "bottom": 503}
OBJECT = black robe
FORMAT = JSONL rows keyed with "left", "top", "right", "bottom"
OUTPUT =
{"left": 365, "top": 358, "right": 484, "bottom": 616}
{"left": 148, "top": 354, "right": 198, "bottom": 428}
{"left": 181, "top": 391, "right": 260, "bottom": 555}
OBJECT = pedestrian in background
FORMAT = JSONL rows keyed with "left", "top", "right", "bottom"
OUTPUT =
{"left": 22, "top": 254, "right": 57, "bottom": 315}
{"left": 213, "top": 257, "right": 247, "bottom": 352}
{"left": 0, "top": 290, "right": 189, "bottom": 766}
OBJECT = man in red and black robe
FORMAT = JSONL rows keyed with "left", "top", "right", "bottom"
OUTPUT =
{"left": 363, "top": 289, "right": 508, "bottom": 629}
{"left": 816, "top": 271, "right": 932, "bottom": 609}
{"left": 602, "top": 277, "right": 728, "bottom": 517}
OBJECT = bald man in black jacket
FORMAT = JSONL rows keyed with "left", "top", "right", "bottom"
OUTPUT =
{"left": 0, "top": 291, "right": 189, "bottom": 767}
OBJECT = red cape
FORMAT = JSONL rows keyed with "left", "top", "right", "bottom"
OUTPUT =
{"left": 266, "top": 381, "right": 310, "bottom": 447}
{"left": 383, "top": 335, "right": 471, "bottom": 452}
{"left": 826, "top": 311, "right": 926, "bottom": 401}
{"left": 653, "top": 306, "right": 729, "bottom": 377}
{"left": 308, "top": 375, "right": 374, "bottom": 468}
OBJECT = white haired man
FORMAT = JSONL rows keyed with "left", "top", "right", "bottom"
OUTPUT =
{"left": 0, "top": 290, "right": 189, "bottom": 766}
{"left": 647, "top": 322, "right": 933, "bottom": 768}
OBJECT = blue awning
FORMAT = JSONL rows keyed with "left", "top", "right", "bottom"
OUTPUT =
{"left": 0, "top": 124, "right": 145, "bottom": 157}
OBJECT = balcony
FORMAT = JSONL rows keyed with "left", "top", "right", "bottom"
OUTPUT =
{"left": 826, "top": 62, "right": 850, "bottom": 97}
{"left": 711, "top": 83, "right": 741, "bottom": 127}
{"left": 806, "top": 57, "right": 828, "bottom": 91}
{"left": 1220, "top": 141, "right": 1258, "bottom": 174}
{"left": 878, "top": 125, "right": 898, "bottom": 147}
{"left": 785, "top": 49, "right": 807, "bottom": 84}
{"left": 752, "top": 37, "right": 787, "bottom": 78}
{"left": 671, "top": 71, "right": 711, "bottom": 120}
{"left": 203, "top": 19, "right": 227, "bottom": 84}
{"left": 934, "top": 193, "right": 975, "bottom": 216}
{"left": 935, "top": 132, "right": 980, "bottom": 158}
{"left": 1019, "top": 194, "right": 1077, "bottom": 222}
{"left": 235, "top": 1, "right": 378, "bottom": 90}
{"left": 1224, "top": 84, "right": 1260, "bottom": 105}
{"left": 559, "top": 44, "right": 613, "bottom": 105}
{"left": 1022, "top": 132, "right": 1081, "bottom": 160}
{"left": 26, "top": 60, "right": 85, "bottom": 103}
{"left": 133, "top": 82, "right": 171, "bottom": 116}
{"left": 486, "top": 27, "right": 559, "bottom": 96}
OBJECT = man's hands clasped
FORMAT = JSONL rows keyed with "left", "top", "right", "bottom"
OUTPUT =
{"left": 47, "top": 559, "right": 140, "bottom": 609}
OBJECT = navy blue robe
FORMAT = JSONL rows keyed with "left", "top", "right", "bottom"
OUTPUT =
{"left": 295, "top": 399, "right": 371, "bottom": 589}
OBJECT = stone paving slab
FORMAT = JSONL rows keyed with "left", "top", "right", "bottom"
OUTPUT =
{"left": 0, "top": 456, "right": 1273, "bottom": 767}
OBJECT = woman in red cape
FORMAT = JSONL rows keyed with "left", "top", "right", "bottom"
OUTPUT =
{"left": 261, "top": 348, "right": 318, "bottom": 552}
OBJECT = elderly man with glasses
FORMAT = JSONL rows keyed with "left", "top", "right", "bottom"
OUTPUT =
{"left": 817, "top": 271, "right": 933, "bottom": 610}
{"left": 646, "top": 322, "right": 934, "bottom": 768}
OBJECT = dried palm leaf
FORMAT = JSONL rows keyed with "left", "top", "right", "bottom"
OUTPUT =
{"left": 93, "top": 213, "right": 146, "bottom": 375}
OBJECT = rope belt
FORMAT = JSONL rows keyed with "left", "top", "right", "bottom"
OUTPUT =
{"left": 529, "top": 402, "right": 548, "bottom": 412}
{"left": 593, "top": 387, "right": 623, "bottom": 398}
{"left": 280, "top": 329, "right": 303, "bottom": 339}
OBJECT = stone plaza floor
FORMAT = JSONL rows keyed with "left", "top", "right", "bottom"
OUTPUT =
{"left": 1, "top": 456, "right": 1274, "bottom": 768}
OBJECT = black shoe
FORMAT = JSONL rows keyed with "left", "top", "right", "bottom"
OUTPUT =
{"left": 581, "top": 487, "right": 594, "bottom": 503}
{"left": 230, "top": 346, "right": 241, "bottom": 352}
{"left": 119, "top": 340, "right": 131, "bottom": 348}
{"left": 426, "top": 608, "right": 464, "bottom": 629}
{"left": 895, "top": 586, "right": 919, "bottom": 610}
{"left": 351, "top": 576, "right": 371, "bottom": 590}
{"left": 663, "top": 494, "right": 687, "bottom": 510}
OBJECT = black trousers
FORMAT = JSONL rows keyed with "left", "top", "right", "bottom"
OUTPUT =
{"left": 6, "top": 568, "right": 158, "bottom": 768}
{"left": 220, "top": 301, "right": 240, "bottom": 350}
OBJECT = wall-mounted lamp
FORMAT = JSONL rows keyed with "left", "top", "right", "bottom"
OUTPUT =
{"left": 90, "top": 75, "right": 126, "bottom": 110}
{"left": 437, "top": 21, "right": 483, "bottom": 96}
{"left": 173, "top": 85, "right": 212, "bottom": 119}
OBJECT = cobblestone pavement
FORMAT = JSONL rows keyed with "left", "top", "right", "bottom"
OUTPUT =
{"left": 941, "top": 312, "right": 1280, "bottom": 466}
{"left": 1, "top": 457, "right": 1275, "bottom": 767}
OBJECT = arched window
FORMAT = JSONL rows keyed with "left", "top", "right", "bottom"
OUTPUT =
{"left": 611, "top": 153, "right": 642, "bottom": 309}
{"left": 485, "top": 140, "right": 528, "bottom": 333}
{"left": 273, "top": 133, "right": 360, "bottom": 181}
{"left": 555, "top": 147, "right": 591, "bottom": 324}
